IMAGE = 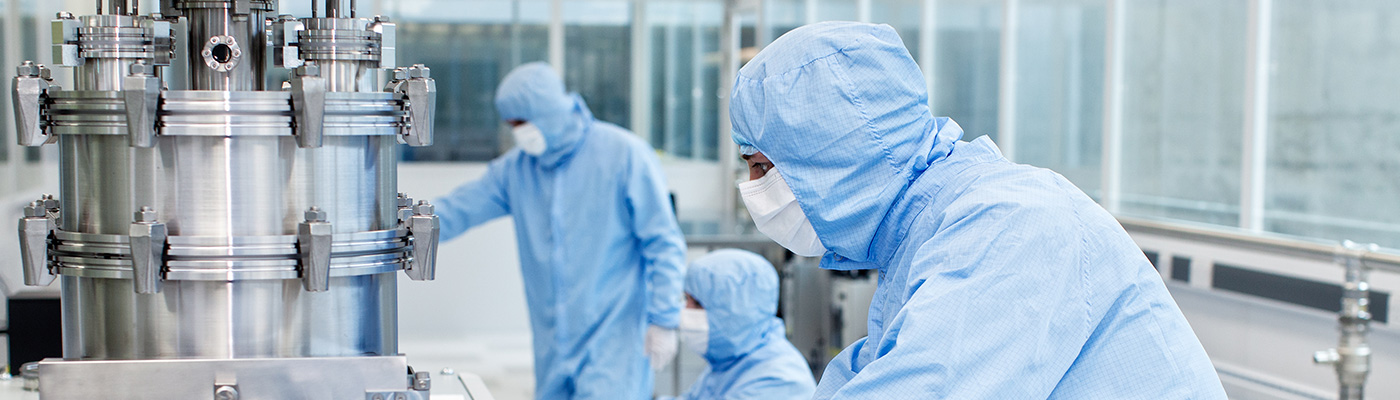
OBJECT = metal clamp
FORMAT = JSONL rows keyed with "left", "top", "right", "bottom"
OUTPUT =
{"left": 273, "top": 15, "right": 306, "bottom": 69}
{"left": 51, "top": 13, "right": 81, "bottom": 67}
{"left": 13, "top": 61, "right": 57, "bottom": 146}
{"left": 385, "top": 65, "right": 435, "bottom": 147}
{"left": 18, "top": 199, "right": 56, "bottom": 286}
{"left": 370, "top": 16, "right": 396, "bottom": 69}
{"left": 123, "top": 60, "right": 162, "bottom": 148}
{"left": 297, "top": 207, "right": 333, "bottom": 292}
{"left": 128, "top": 206, "right": 168, "bottom": 294}
{"left": 395, "top": 193, "right": 414, "bottom": 225}
{"left": 404, "top": 201, "right": 438, "bottom": 281}
{"left": 290, "top": 63, "right": 327, "bottom": 148}
{"left": 141, "top": 16, "right": 174, "bottom": 66}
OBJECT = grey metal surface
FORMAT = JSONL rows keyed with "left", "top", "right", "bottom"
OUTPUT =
{"left": 38, "top": 355, "right": 426, "bottom": 400}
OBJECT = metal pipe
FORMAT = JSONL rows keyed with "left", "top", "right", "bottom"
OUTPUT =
{"left": 1314, "top": 241, "right": 1375, "bottom": 400}
{"left": 132, "top": 0, "right": 138, "bottom": 15}
{"left": 350, "top": 0, "right": 356, "bottom": 18}
{"left": 325, "top": 0, "right": 340, "bottom": 18}
{"left": 96, "top": 0, "right": 102, "bottom": 15}
{"left": 109, "top": 0, "right": 128, "bottom": 15}
{"left": 312, "top": 0, "right": 318, "bottom": 18}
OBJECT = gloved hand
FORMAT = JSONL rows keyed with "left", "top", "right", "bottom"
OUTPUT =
{"left": 645, "top": 325, "right": 678, "bottom": 371}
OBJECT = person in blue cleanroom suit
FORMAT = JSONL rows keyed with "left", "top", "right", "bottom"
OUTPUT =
{"left": 676, "top": 249, "right": 815, "bottom": 400}
{"left": 434, "top": 62, "right": 687, "bottom": 400}
{"left": 728, "top": 22, "right": 1227, "bottom": 399}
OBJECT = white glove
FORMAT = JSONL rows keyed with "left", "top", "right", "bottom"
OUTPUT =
{"left": 645, "top": 325, "right": 678, "bottom": 371}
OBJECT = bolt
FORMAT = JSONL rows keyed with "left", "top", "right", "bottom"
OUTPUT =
{"left": 24, "top": 201, "right": 45, "bottom": 218}
{"left": 396, "top": 193, "right": 412, "bottom": 208}
{"left": 374, "top": 15, "right": 391, "bottom": 23}
{"left": 214, "top": 385, "right": 239, "bottom": 400}
{"left": 42, "top": 194, "right": 59, "bottom": 211}
{"left": 129, "top": 59, "right": 153, "bottom": 76}
{"left": 305, "top": 206, "right": 327, "bottom": 222}
{"left": 407, "top": 65, "right": 429, "bottom": 79}
{"left": 16, "top": 61, "right": 38, "bottom": 77}
{"left": 413, "top": 200, "right": 434, "bottom": 216}
{"left": 372, "top": 394, "right": 384, "bottom": 400}
{"left": 210, "top": 36, "right": 222, "bottom": 44}
{"left": 56, "top": 11, "right": 74, "bottom": 19}
{"left": 149, "top": 12, "right": 163, "bottom": 19}
{"left": 38, "top": 65, "right": 51, "bottom": 80}
{"left": 392, "top": 68, "right": 409, "bottom": 80}
{"left": 134, "top": 206, "right": 157, "bottom": 223}
{"left": 295, "top": 62, "right": 320, "bottom": 77}
{"left": 396, "top": 395, "right": 407, "bottom": 400}
{"left": 279, "top": 14, "right": 297, "bottom": 21}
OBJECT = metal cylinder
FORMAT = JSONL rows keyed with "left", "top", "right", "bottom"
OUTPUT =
{"left": 178, "top": 0, "right": 271, "bottom": 90}
{"left": 55, "top": 1, "right": 402, "bottom": 362}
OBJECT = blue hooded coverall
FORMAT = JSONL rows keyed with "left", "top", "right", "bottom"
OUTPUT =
{"left": 728, "top": 22, "right": 1227, "bottom": 399}
{"left": 434, "top": 63, "right": 687, "bottom": 400}
{"left": 680, "top": 249, "right": 815, "bottom": 400}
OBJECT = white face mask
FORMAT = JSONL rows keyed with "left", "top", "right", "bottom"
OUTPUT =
{"left": 738, "top": 169, "right": 828, "bottom": 257}
{"left": 679, "top": 308, "right": 709, "bottom": 357}
{"left": 511, "top": 122, "right": 547, "bottom": 156}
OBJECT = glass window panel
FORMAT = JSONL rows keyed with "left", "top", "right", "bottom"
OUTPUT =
{"left": 1119, "top": 0, "right": 1246, "bottom": 226}
{"left": 1264, "top": 0, "right": 1400, "bottom": 247}
{"left": 816, "top": 0, "right": 858, "bottom": 22}
{"left": 564, "top": 0, "right": 632, "bottom": 131}
{"left": 395, "top": 0, "right": 549, "bottom": 162}
{"left": 766, "top": 0, "right": 806, "bottom": 41}
{"left": 870, "top": 0, "right": 922, "bottom": 62}
{"left": 649, "top": 1, "right": 723, "bottom": 161}
{"left": 1012, "top": 0, "right": 1105, "bottom": 197}
{"left": 932, "top": 0, "right": 1001, "bottom": 142}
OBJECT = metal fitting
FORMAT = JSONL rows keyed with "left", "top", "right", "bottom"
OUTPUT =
{"left": 42, "top": 194, "right": 58, "bottom": 212}
{"left": 128, "top": 59, "right": 154, "bottom": 76}
{"left": 214, "top": 385, "right": 239, "bottom": 400}
{"left": 413, "top": 200, "right": 434, "bottom": 216}
{"left": 305, "top": 206, "right": 327, "bottom": 222}
{"left": 298, "top": 207, "right": 334, "bottom": 292}
{"left": 24, "top": 201, "right": 45, "bottom": 218}
{"left": 407, "top": 64, "right": 429, "bottom": 79}
{"left": 374, "top": 15, "right": 391, "bottom": 23}
{"left": 56, "top": 11, "right": 74, "bottom": 20}
{"left": 134, "top": 206, "right": 157, "bottom": 222}
{"left": 294, "top": 62, "right": 321, "bottom": 77}
{"left": 412, "top": 371, "right": 431, "bottom": 391}
{"left": 16, "top": 60, "right": 40, "bottom": 77}
{"left": 392, "top": 68, "right": 409, "bottom": 81}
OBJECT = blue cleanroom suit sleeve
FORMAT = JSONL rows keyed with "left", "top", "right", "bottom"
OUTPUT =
{"left": 819, "top": 200, "right": 1089, "bottom": 398}
{"left": 433, "top": 157, "right": 513, "bottom": 241}
{"left": 625, "top": 140, "right": 687, "bottom": 329}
